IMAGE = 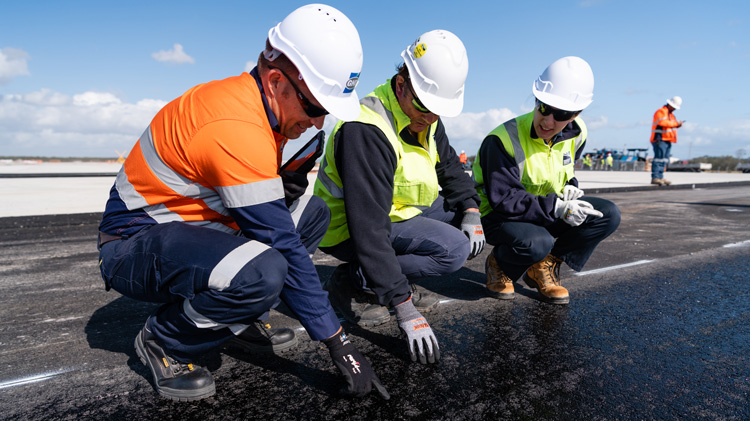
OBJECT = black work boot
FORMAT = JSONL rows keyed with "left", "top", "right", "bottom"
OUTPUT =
{"left": 410, "top": 283, "right": 440, "bottom": 312}
{"left": 227, "top": 320, "right": 298, "bottom": 354}
{"left": 134, "top": 321, "right": 215, "bottom": 401}
{"left": 323, "top": 263, "right": 390, "bottom": 327}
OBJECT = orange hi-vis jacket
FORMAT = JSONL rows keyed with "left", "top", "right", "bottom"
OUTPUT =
{"left": 102, "top": 73, "right": 287, "bottom": 236}
{"left": 650, "top": 105, "right": 680, "bottom": 143}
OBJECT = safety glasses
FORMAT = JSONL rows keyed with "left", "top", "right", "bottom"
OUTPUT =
{"left": 407, "top": 78, "right": 432, "bottom": 114}
{"left": 537, "top": 100, "right": 579, "bottom": 122}
{"left": 270, "top": 66, "right": 329, "bottom": 118}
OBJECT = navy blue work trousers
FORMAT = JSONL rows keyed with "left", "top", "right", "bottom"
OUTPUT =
{"left": 483, "top": 197, "right": 621, "bottom": 280}
{"left": 651, "top": 140, "right": 672, "bottom": 180}
{"left": 98, "top": 195, "right": 329, "bottom": 362}
{"left": 323, "top": 195, "right": 471, "bottom": 282}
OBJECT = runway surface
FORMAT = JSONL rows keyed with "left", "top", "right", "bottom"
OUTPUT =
{"left": 1, "top": 179, "right": 749, "bottom": 419}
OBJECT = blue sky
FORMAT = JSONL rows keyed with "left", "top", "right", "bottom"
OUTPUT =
{"left": 1, "top": 0, "right": 748, "bottom": 160}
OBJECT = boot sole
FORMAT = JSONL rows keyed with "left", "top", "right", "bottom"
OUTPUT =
{"left": 343, "top": 310, "right": 391, "bottom": 327}
{"left": 487, "top": 289, "right": 515, "bottom": 300}
{"left": 135, "top": 331, "right": 216, "bottom": 401}
{"left": 226, "top": 335, "right": 299, "bottom": 354}
{"left": 522, "top": 275, "right": 570, "bottom": 305}
{"left": 324, "top": 279, "right": 391, "bottom": 327}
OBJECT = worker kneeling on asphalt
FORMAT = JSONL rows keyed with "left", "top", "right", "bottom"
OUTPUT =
{"left": 473, "top": 56, "right": 621, "bottom": 305}
{"left": 314, "top": 30, "right": 484, "bottom": 364}
{"left": 97, "top": 4, "right": 388, "bottom": 401}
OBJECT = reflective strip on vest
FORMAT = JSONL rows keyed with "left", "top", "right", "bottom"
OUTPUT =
{"left": 316, "top": 155, "right": 343, "bottom": 199}
{"left": 503, "top": 119, "right": 585, "bottom": 177}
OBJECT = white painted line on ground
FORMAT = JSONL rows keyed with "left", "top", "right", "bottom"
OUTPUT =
{"left": 575, "top": 259, "right": 655, "bottom": 276}
{"left": 0, "top": 369, "right": 71, "bottom": 390}
{"left": 723, "top": 239, "right": 750, "bottom": 248}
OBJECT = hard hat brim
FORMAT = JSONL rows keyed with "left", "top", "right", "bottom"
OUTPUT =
{"left": 314, "top": 87, "right": 362, "bottom": 122}
{"left": 411, "top": 82, "right": 464, "bottom": 118}
{"left": 533, "top": 88, "right": 592, "bottom": 112}
{"left": 666, "top": 99, "right": 681, "bottom": 110}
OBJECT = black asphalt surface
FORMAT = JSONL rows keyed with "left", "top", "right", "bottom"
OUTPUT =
{"left": 1, "top": 186, "right": 749, "bottom": 420}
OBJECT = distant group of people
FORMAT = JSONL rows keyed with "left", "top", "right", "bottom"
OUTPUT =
{"left": 97, "top": 4, "right": 624, "bottom": 402}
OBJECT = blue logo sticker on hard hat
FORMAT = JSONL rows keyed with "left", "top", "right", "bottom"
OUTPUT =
{"left": 413, "top": 43, "right": 427, "bottom": 59}
{"left": 343, "top": 72, "right": 360, "bottom": 94}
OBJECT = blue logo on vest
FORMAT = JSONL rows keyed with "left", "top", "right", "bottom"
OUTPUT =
{"left": 343, "top": 72, "right": 360, "bottom": 94}
{"left": 562, "top": 151, "right": 572, "bottom": 166}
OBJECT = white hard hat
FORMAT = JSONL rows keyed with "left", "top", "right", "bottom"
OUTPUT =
{"left": 401, "top": 29, "right": 468, "bottom": 118}
{"left": 666, "top": 96, "right": 682, "bottom": 110}
{"left": 532, "top": 56, "right": 594, "bottom": 111}
{"left": 268, "top": 4, "right": 363, "bottom": 121}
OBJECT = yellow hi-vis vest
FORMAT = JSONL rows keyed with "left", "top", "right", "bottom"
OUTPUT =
{"left": 314, "top": 81, "right": 440, "bottom": 247}
{"left": 474, "top": 111, "right": 587, "bottom": 217}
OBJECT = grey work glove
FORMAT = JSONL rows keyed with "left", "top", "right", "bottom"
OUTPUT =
{"left": 554, "top": 199, "right": 604, "bottom": 227}
{"left": 322, "top": 329, "right": 390, "bottom": 400}
{"left": 460, "top": 210, "right": 485, "bottom": 260}
{"left": 562, "top": 185, "right": 584, "bottom": 201}
{"left": 393, "top": 297, "right": 440, "bottom": 364}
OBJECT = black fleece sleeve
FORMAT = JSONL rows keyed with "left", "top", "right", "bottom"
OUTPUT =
{"left": 477, "top": 134, "right": 558, "bottom": 226}
{"left": 433, "top": 119, "right": 480, "bottom": 211}
{"left": 334, "top": 122, "right": 411, "bottom": 307}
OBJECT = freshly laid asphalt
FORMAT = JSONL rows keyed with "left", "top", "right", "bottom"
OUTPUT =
{"left": 1, "top": 164, "right": 749, "bottom": 419}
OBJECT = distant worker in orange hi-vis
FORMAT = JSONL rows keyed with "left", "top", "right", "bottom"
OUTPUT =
{"left": 650, "top": 96, "right": 684, "bottom": 186}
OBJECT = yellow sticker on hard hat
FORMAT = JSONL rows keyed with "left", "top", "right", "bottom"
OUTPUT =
{"left": 413, "top": 43, "right": 427, "bottom": 59}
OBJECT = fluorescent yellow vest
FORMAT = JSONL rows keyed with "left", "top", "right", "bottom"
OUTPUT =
{"left": 314, "top": 81, "right": 440, "bottom": 247}
{"left": 474, "top": 111, "right": 587, "bottom": 217}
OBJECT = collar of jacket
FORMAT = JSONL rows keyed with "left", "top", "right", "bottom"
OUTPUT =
{"left": 529, "top": 118, "right": 582, "bottom": 147}
{"left": 250, "top": 67, "right": 281, "bottom": 134}
{"left": 371, "top": 78, "right": 430, "bottom": 149}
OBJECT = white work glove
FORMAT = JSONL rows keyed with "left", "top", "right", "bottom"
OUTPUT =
{"left": 562, "top": 185, "right": 584, "bottom": 201}
{"left": 393, "top": 297, "right": 440, "bottom": 364}
{"left": 460, "top": 210, "right": 485, "bottom": 260}
{"left": 554, "top": 199, "right": 603, "bottom": 227}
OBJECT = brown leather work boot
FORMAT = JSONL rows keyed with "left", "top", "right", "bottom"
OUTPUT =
{"left": 651, "top": 178, "right": 665, "bottom": 186}
{"left": 485, "top": 253, "right": 514, "bottom": 300}
{"left": 523, "top": 254, "right": 569, "bottom": 304}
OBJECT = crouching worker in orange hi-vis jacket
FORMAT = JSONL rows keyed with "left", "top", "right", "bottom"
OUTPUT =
{"left": 96, "top": 4, "right": 389, "bottom": 402}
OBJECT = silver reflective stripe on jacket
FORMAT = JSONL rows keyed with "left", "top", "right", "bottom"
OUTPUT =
{"left": 182, "top": 239, "right": 271, "bottom": 334}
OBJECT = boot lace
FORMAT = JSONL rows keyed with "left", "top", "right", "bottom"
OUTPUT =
{"left": 540, "top": 255, "right": 562, "bottom": 287}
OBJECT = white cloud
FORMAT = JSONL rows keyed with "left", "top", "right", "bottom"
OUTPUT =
{"left": 151, "top": 43, "right": 195, "bottom": 64}
{"left": 0, "top": 89, "right": 166, "bottom": 157}
{"left": 0, "top": 47, "right": 30, "bottom": 85}
{"left": 441, "top": 108, "right": 517, "bottom": 154}
{"left": 583, "top": 115, "right": 608, "bottom": 130}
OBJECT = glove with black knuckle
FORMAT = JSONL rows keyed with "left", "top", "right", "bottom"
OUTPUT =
{"left": 322, "top": 329, "right": 390, "bottom": 400}
{"left": 280, "top": 170, "right": 309, "bottom": 207}
{"left": 554, "top": 199, "right": 603, "bottom": 227}
{"left": 460, "top": 210, "right": 485, "bottom": 260}
{"left": 562, "top": 185, "right": 584, "bottom": 201}
{"left": 393, "top": 297, "right": 440, "bottom": 364}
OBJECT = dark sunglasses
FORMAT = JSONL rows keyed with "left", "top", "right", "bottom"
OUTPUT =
{"left": 407, "top": 78, "right": 432, "bottom": 114}
{"left": 270, "top": 66, "right": 328, "bottom": 118}
{"left": 537, "top": 100, "right": 579, "bottom": 122}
